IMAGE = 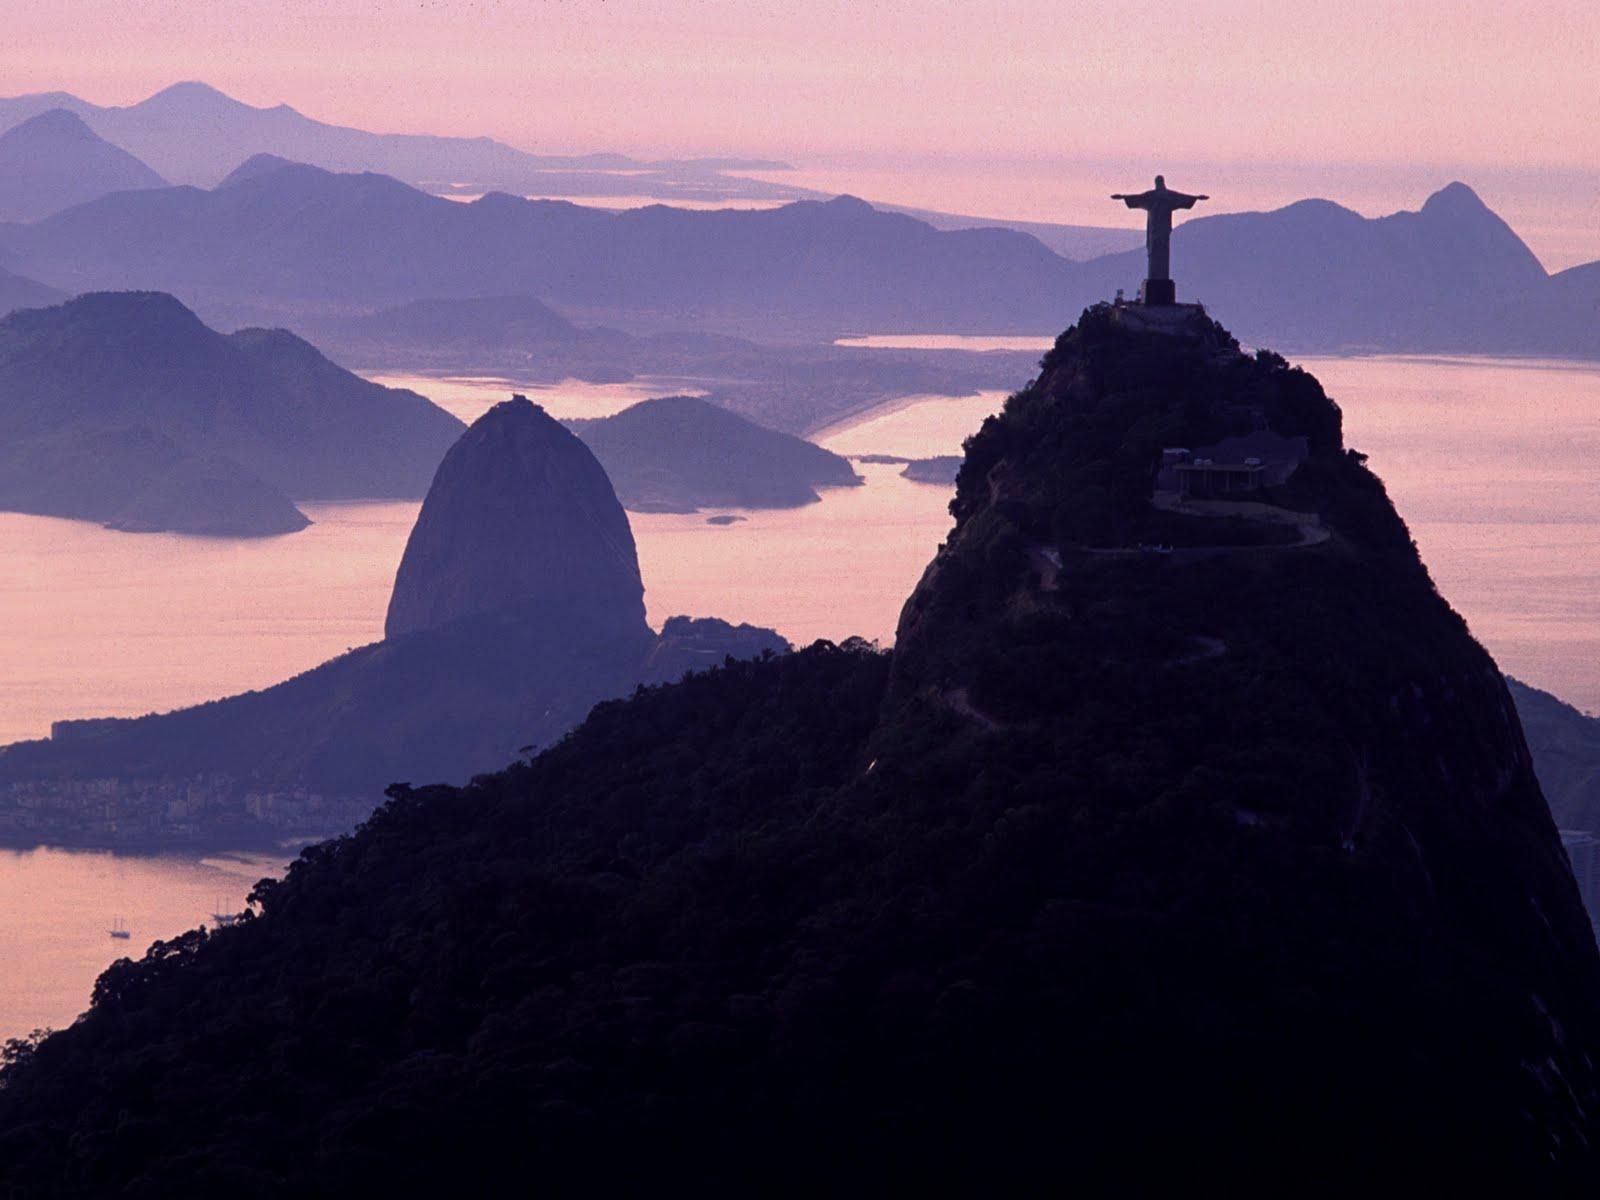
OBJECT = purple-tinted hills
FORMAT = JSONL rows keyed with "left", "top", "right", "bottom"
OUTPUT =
{"left": 0, "top": 291, "right": 463, "bottom": 534}
{"left": 0, "top": 81, "right": 792, "bottom": 192}
{"left": 2, "top": 159, "right": 1595, "bottom": 353}
{"left": 0, "top": 107, "right": 166, "bottom": 223}
{"left": 0, "top": 264, "right": 65, "bottom": 317}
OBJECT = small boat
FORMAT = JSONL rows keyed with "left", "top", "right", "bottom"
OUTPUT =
{"left": 211, "top": 899, "right": 239, "bottom": 928}
{"left": 108, "top": 917, "right": 131, "bottom": 940}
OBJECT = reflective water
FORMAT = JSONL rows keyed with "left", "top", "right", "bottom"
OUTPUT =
{"left": 3, "top": 353, "right": 1599, "bottom": 1040}
{"left": 1303, "top": 354, "right": 1600, "bottom": 713}
{"left": 0, "top": 848, "right": 290, "bottom": 1042}
{"left": 834, "top": 334, "right": 1052, "bottom": 352}
{"left": 0, "top": 501, "right": 418, "bottom": 748}
{"left": 629, "top": 390, "right": 1006, "bottom": 647}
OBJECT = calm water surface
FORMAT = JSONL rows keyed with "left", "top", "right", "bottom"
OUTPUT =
{"left": 0, "top": 849, "right": 290, "bottom": 1042}
{"left": 1304, "top": 354, "right": 1600, "bottom": 713}
{"left": 833, "top": 334, "right": 1051, "bottom": 352}
{"left": 3, "top": 353, "right": 1598, "bottom": 1040}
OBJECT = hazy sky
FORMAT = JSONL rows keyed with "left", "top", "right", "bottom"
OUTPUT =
{"left": 6, "top": 0, "right": 1599, "bottom": 263}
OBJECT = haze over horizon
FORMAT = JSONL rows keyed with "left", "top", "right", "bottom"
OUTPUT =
{"left": 5, "top": 0, "right": 1598, "bottom": 268}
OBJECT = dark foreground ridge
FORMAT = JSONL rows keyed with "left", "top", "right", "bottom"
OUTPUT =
{"left": 2, "top": 307, "right": 1597, "bottom": 1192}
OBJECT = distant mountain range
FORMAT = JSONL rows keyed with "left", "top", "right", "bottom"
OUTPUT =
{"left": 2, "top": 153, "right": 1595, "bottom": 354}
{"left": 0, "top": 82, "right": 1137, "bottom": 259}
{"left": 326, "top": 294, "right": 1030, "bottom": 436}
{"left": 0, "top": 292, "right": 462, "bottom": 534}
{"left": 0, "top": 81, "right": 792, "bottom": 192}
{"left": 1074, "top": 181, "right": 1590, "bottom": 353}
{"left": 0, "top": 160, "right": 1085, "bottom": 334}
{"left": 0, "top": 108, "right": 166, "bottom": 223}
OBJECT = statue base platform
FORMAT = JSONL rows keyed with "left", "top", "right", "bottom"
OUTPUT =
{"left": 1111, "top": 298, "right": 1209, "bottom": 338}
{"left": 1138, "top": 278, "right": 1177, "bottom": 305}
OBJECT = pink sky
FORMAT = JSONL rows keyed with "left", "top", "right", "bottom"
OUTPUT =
{"left": 5, "top": 1, "right": 1599, "bottom": 263}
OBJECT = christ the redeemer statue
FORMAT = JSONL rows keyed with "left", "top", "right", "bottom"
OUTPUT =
{"left": 1111, "top": 175, "right": 1208, "bottom": 306}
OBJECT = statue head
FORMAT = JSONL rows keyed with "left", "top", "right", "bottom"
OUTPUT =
{"left": 1155, "top": 174, "right": 1166, "bottom": 188}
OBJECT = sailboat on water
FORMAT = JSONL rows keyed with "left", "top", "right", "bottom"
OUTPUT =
{"left": 211, "top": 899, "right": 239, "bottom": 928}
{"left": 107, "top": 917, "right": 131, "bottom": 940}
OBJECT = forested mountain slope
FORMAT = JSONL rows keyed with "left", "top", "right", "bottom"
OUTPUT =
{"left": 2, "top": 308, "right": 1595, "bottom": 1193}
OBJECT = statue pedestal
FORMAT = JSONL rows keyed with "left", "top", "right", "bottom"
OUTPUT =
{"left": 1138, "top": 278, "right": 1177, "bottom": 306}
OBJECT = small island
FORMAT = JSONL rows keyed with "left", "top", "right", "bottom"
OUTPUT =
{"left": 568, "top": 395, "right": 861, "bottom": 513}
{"left": 899, "top": 455, "right": 963, "bottom": 485}
{"left": 847, "top": 453, "right": 964, "bottom": 486}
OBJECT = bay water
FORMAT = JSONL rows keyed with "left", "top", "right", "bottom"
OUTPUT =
{"left": 2, "top": 352, "right": 1597, "bottom": 1039}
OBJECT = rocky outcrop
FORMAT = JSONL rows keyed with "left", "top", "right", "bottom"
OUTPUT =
{"left": 385, "top": 396, "right": 648, "bottom": 639}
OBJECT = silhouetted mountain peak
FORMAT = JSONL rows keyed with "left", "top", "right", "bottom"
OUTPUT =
{"left": 472, "top": 190, "right": 531, "bottom": 210}
{"left": 823, "top": 194, "right": 874, "bottom": 214}
{"left": 385, "top": 395, "right": 648, "bottom": 640}
{"left": 479, "top": 393, "right": 548, "bottom": 426}
{"left": 1421, "top": 180, "right": 1489, "bottom": 215}
{"left": 1274, "top": 196, "right": 1364, "bottom": 222}
{"left": 0, "top": 106, "right": 166, "bottom": 221}
{"left": 1, "top": 90, "right": 82, "bottom": 111}
{"left": 5, "top": 290, "right": 208, "bottom": 343}
{"left": 1408, "top": 180, "right": 1546, "bottom": 276}
{"left": 3, "top": 107, "right": 97, "bottom": 142}
{"left": 216, "top": 153, "right": 326, "bottom": 188}
{"left": 133, "top": 80, "right": 258, "bottom": 116}
{"left": 226, "top": 324, "right": 334, "bottom": 365}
